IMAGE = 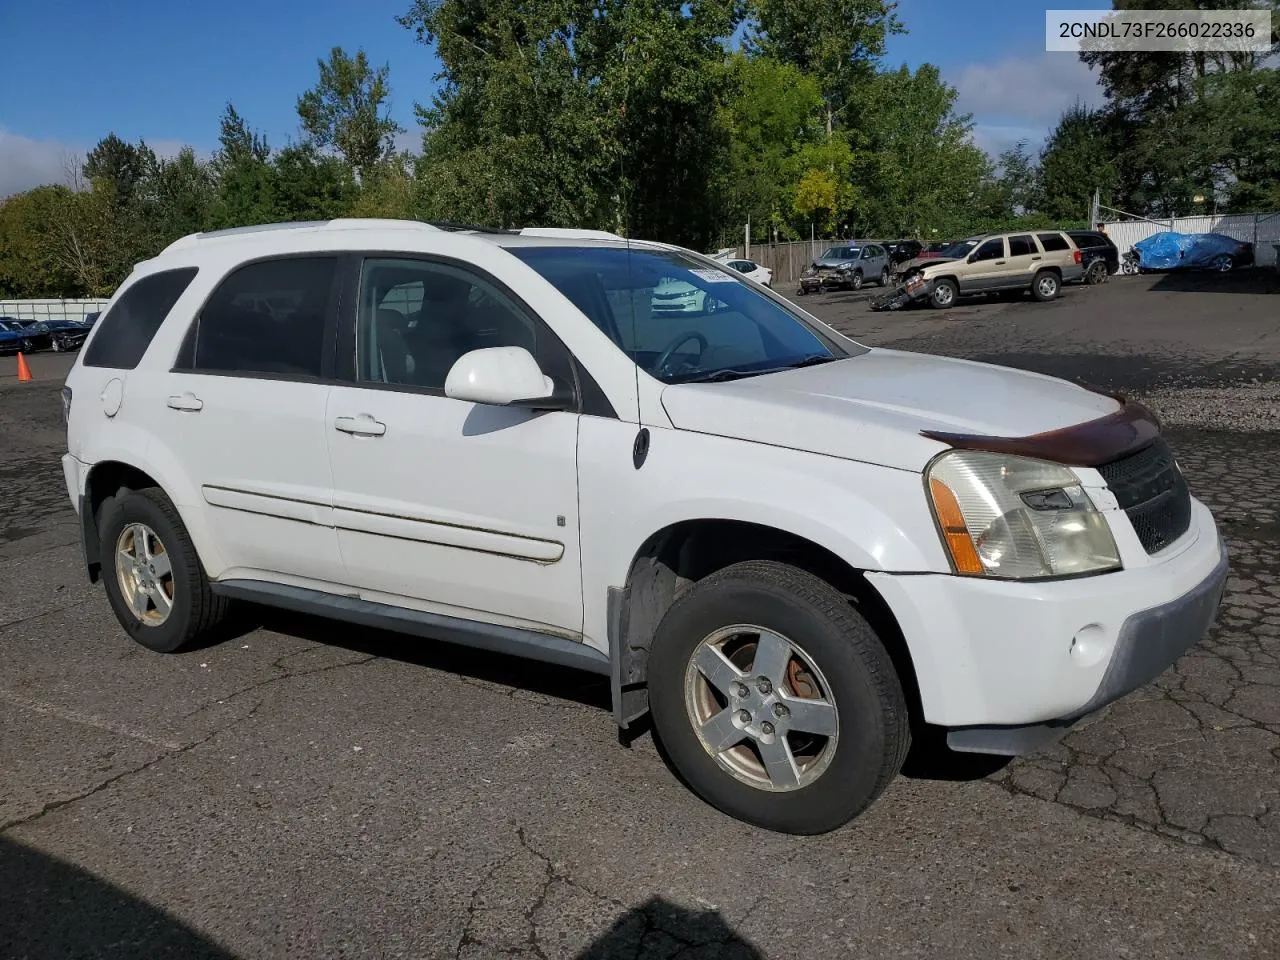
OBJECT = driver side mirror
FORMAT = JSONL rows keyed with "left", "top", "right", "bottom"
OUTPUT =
{"left": 444, "top": 346, "right": 573, "bottom": 411}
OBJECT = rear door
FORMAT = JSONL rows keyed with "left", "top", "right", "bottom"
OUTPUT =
{"left": 147, "top": 255, "right": 346, "bottom": 585}
{"left": 1001, "top": 234, "right": 1042, "bottom": 289}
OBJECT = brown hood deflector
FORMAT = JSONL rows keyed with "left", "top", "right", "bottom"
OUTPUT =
{"left": 921, "top": 398, "right": 1161, "bottom": 468}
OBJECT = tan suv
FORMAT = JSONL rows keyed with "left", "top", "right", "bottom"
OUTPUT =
{"left": 890, "top": 231, "right": 1084, "bottom": 309}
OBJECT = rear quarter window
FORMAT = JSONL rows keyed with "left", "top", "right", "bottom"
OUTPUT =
{"left": 1037, "top": 233, "right": 1070, "bottom": 252}
{"left": 82, "top": 267, "right": 199, "bottom": 369}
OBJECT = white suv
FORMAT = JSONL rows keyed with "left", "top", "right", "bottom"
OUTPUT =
{"left": 61, "top": 218, "right": 1227, "bottom": 834}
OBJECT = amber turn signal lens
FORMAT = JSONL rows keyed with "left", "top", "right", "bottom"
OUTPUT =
{"left": 929, "top": 477, "right": 984, "bottom": 575}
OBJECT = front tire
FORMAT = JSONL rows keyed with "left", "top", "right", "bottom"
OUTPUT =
{"left": 849, "top": 271, "right": 863, "bottom": 291}
{"left": 647, "top": 560, "right": 910, "bottom": 835}
{"left": 879, "top": 267, "right": 890, "bottom": 286}
{"left": 929, "top": 279, "right": 957, "bottom": 309}
{"left": 99, "top": 487, "right": 232, "bottom": 653}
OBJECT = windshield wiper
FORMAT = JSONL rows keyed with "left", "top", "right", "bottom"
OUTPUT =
{"left": 674, "top": 368, "right": 761, "bottom": 383}
{"left": 772, "top": 354, "right": 837, "bottom": 371}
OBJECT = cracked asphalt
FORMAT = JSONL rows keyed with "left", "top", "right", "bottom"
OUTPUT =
{"left": 2, "top": 270, "right": 1279, "bottom": 959}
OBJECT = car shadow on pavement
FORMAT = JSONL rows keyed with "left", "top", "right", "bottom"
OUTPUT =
{"left": 1147, "top": 268, "right": 1280, "bottom": 295}
{"left": 247, "top": 605, "right": 613, "bottom": 712}
{"left": 576, "top": 896, "right": 764, "bottom": 959}
{"left": 0, "top": 836, "right": 235, "bottom": 959}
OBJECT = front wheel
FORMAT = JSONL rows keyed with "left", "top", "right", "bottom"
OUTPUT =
{"left": 929, "top": 279, "right": 957, "bottom": 309}
{"left": 647, "top": 560, "right": 910, "bottom": 834}
{"left": 1211, "top": 254, "right": 1233, "bottom": 273}
{"left": 849, "top": 271, "right": 863, "bottom": 291}
{"left": 20, "top": 338, "right": 33, "bottom": 353}
{"left": 99, "top": 487, "right": 232, "bottom": 653}
{"left": 879, "top": 267, "right": 890, "bottom": 286}
{"left": 1032, "top": 270, "right": 1060, "bottom": 302}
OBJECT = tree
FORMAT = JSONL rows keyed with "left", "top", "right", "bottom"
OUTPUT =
{"left": 209, "top": 104, "right": 277, "bottom": 228}
{"left": 0, "top": 186, "right": 82, "bottom": 297}
{"left": 272, "top": 143, "right": 359, "bottom": 221}
{"left": 297, "top": 47, "right": 403, "bottom": 182}
{"left": 83, "top": 133, "right": 152, "bottom": 206}
{"left": 1034, "top": 104, "right": 1121, "bottom": 221}
{"left": 748, "top": 0, "right": 903, "bottom": 134}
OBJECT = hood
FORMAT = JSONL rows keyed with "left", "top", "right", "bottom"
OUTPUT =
{"left": 898, "top": 255, "right": 959, "bottom": 273}
{"left": 813, "top": 258, "right": 855, "bottom": 269}
{"left": 659, "top": 348, "right": 1121, "bottom": 472}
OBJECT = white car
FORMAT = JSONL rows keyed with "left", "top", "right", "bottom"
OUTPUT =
{"left": 723, "top": 258, "right": 772, "bottom": 286}
{"left": 61, "top": 218, "right": 1227, "bottom": 835}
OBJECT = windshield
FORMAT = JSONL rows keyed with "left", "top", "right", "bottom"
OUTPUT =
{"left": 940, "top": 237, "right": 983, "bottom": 259}
{"left": 510, "top": 245, "right": 857, "bottom": 384}
{"left": 820, "top": 246, "right": 858, "bottom": 260}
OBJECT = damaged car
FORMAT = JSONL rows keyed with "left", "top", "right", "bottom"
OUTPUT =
{"left": 873, "top": 231, "right": 1084, "bottom": 311}
{"left": 797, "top": 243, "right": 891, "bottom": 294}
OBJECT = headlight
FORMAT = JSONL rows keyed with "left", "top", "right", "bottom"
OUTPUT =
{"left": 803, "top": 266, "right": 817, "bottom": 276}
{"left": 926, "top": 450, "right": 1121, "bottom": 579}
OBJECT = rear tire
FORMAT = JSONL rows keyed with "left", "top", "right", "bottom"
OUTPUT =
{"left": 1032, "top": 270, "right": 1060, "bottom": 302}
{"left": 647, "top": 560, "right": 910, "bottom": 835}
{"left": 1084, "top": 260, "right": 1107, "bottom": 285}
{"left": 879, "top": 267, "right": 890, "bottom": 286}
{"left": 99, "top": 487, "right": 232, "bottom": 653}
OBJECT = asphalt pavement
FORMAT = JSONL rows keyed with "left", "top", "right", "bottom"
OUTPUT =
{"left": 2, "top": 271, "right": 1278, "bottom": 959}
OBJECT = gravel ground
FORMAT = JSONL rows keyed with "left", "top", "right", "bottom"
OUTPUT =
{"left": 1, "top": 271, "right": 1278, "bottom": 959}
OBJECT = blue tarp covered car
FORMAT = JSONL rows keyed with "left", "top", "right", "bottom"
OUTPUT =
{"left": 1133, "top": 232, "right": 1255, "bottom": 272}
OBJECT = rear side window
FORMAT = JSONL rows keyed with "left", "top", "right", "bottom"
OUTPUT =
{"left": 1009, "top": 235, "right": 1035, "bottom": 256}
{"left": 82, "top": 268, "right": 198, "bottom": 369}
{"left": 181, "top": 257, "right": 337, "bottom": 379}
{"left": 1037, "top": 232, "right": 1070, "bottom": 252}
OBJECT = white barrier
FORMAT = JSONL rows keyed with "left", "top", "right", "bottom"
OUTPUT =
{"left": 0, "top": 298, "right": 111, "bottom": 322}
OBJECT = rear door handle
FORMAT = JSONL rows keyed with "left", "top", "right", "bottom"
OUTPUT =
{"left": 166, "top": 392, "right": 203, "bottom": 412}
{"left": 1031, "top": 255, "right": 1042, "bottom": 261}
{"left": 334, "top": 414, "right": 386, "bottom": 437}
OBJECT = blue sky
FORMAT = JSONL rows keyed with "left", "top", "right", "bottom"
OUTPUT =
{"left": 0, "top": 0, "right": 1112, "bottom": 196}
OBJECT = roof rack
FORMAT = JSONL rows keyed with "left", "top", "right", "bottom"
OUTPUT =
{"left": 159, "top": 218, "right": 443, "bottom": 255}
{"left": 426, "top": 221, "right": 518, "bottom": 235}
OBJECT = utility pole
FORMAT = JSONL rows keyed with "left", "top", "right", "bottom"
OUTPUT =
{"left": 745, "top": 216, "right": 750, "bottom": 259}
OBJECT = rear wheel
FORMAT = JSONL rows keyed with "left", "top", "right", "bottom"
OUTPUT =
{"left": 647, "top": 560, "right": 910, "bottom": 834}
{"left": 879, "top": 267, "right": 890, "bottom": 286}
{"left": 1032, "top": 270, "right": 1060, "bottom": 302}
{"left": 99, "top": 487, "right": 232, "bottom": 653}
{"left": 1084, "top": 260, "right": 1108, "bottom": 285}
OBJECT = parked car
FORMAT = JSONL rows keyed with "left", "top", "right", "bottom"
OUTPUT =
{"left": 889, "top": 231, "right": 1084, "bottom": 309}
{"left": 61, "top": 218, "right": 1225, "bottom": 835}
{"left": 46, "top": 318, "right": 92, "bottom": 352}
{"left": 7, "top": 318, "right": 54, "bottom": 351}
{"left": 81, "top": 311, "right": 102, "bottom": 328}
{"left": 798, "top": 242, "right": 892, "bottom": 294}
{"left": 722, "top": 258, "right": 772, "bottom": 287}
{"left": 1132, "top": 232, "right": 1255, "bottom": 273}
{"left": 0, "top": 319, "right": 35, "bottom": 354}
{"left": 1067, "top": 230, "right": 1119, "bottom": 284}
{"left": 918, "top": 241, "right": 954, "bottom": 258}
{"left": 883, "top": 240, "right": 923, "bottom": 266}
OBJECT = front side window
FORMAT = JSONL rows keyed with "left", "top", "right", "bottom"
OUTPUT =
{"left": 184, "top": 257, "right": 336, "bottom": 378}
{"left": 356, "top": 258, "right": 536, "bottom": 390}
{"left": 971, "top": 238, "right": 1006, "bottom": 262}
{"left": 511, "top": 245, "right": 855, "bottom": 384}
{"left": 84, "top": 267, "right": 198, "bottom": 369}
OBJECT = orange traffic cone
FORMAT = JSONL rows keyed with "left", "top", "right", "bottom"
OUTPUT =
{"left": 16, "top": 352, "right": 32, "bottom": 382}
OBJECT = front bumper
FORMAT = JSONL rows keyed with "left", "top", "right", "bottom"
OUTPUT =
{"left": 798, "top": 271, "right": 846, "bottom": 291}
{"left": 867, "top": 497, "right": 1227, "bottom": 754}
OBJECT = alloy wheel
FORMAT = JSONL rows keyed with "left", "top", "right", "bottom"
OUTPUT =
{"left": 115, "top": 522, "right": 175, "bottom": 626}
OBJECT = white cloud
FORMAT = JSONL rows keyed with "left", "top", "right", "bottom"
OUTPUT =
{"left": 392, "top": 128, "right": 421, "bottom": 156}
{"left": 954, "top": 53, "right": 1104, "bottom": 150}
{"left": 0, "top": 128, "right": 81, "bottom": 198}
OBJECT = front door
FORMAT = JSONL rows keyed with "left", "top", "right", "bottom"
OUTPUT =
{"left": 325, "top": 255, "right": 584, "bottom": 636}
{"left": 960, "top": 236, "right": 1008, "bottom": 293}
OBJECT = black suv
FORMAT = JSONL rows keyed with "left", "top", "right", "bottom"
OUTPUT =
{"left": 1067, "top": 230, "right": 1119, "bottom": 283}
{"left": 883, "top": 240, "right": 923, "bottom": 265}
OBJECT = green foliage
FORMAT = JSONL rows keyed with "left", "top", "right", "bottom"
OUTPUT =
{"left": 2, "top": 0, "right": 1275, "bottom": 298}
{"left": 297, "top": 47, "right": 403, "bottom": 181}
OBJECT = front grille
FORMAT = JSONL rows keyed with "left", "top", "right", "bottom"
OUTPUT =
{"left": 1095, "top": 438, "right": 1191, "bottom": 554}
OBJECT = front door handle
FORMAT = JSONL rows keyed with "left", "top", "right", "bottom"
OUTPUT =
{"left": 334, "top": 414, "right": 386, "bottom": 437}
{"left": 166, "top": 392, "right": 203, "bottom": 412}
{"left": 995, "top": 260, "right": 1007, "bottom": 265}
